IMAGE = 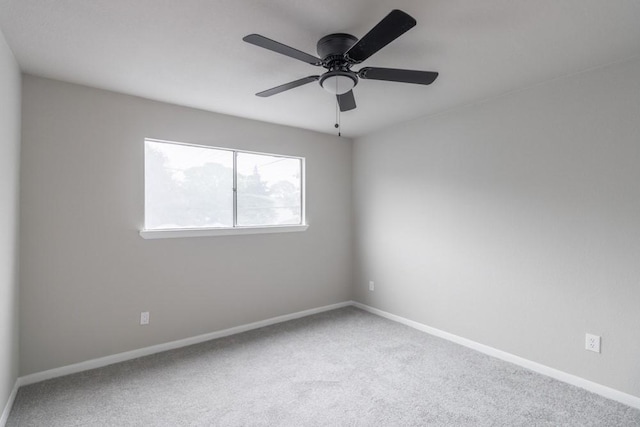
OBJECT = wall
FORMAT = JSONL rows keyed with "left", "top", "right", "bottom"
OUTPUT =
{"left": 20, "top": 76, "right": 352, "bottom": 375}
{"left": 0, "top": 27, "right": 21, "bottom": 416}
{"left": 353, "top": 57, "right": 640, "bottom": 397}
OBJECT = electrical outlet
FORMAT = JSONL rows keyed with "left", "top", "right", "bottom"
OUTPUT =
{"left": 369, "top": 281, "right": 375, "bottom": 291}
{"left": 585, "top": 333, "right": 600, "bottom": 353}
{"left": 140, "top": 311, "right": 150, "bottom": 325}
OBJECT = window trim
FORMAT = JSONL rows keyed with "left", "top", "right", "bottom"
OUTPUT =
{"left": 139, "top": 224, "right": 309, "bottom": 239}
{"left": 141, "top": 138, "right": 307, "bottom": 238}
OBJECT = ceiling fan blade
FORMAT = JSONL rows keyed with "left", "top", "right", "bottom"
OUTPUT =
{"left": 345, "top": 10, "right": 416, "bottom": 64}
{"left": 256, "top": 76, "right": 319, "bottom": 97}
{"left": 358, "top": 67, "right": 438, "bottom": 85}
{"left": 243, "top": 34, "right": 322, "bottom": 65}
{"left": 337, "top": 90, "right": 357, "bottom": 112}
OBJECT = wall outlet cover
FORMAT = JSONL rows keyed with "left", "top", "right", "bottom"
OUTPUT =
{"left": 585, "top": 333, "right": 600, "bottom": 353}
{"left": 140, "top": 311, "right": 150, "bottom": 325}
{"left": 369, "top": 281, "right": 375, "bottom": 291}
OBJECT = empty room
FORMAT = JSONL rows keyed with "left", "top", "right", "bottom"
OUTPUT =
{"left": 1, "top": 1, "right": 639, "bottom": 425}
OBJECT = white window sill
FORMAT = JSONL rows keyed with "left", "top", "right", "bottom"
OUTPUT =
{"left": 139, "top": 224, "right": 309, "bottom": 239}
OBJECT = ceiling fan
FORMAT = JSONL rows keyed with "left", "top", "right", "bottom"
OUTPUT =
{"left": 243, "top": 9, "right": 438, "bottom": 112}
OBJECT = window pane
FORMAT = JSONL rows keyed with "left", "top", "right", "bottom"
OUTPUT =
{"left": 145, "top": 141, "right": 233, "bottom": 229}
{"left": 236, "top": 153, "right": 302, "bottom": 226}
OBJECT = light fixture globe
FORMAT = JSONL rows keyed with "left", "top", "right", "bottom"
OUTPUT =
{"left": 319, "top": 71, "right": 357, "bottom": 95}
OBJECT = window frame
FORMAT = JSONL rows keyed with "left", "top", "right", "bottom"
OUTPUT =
{"left": 140, "top": 138, "right": 308, "bottom": 239}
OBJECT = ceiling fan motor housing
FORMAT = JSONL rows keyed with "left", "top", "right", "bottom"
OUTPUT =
{"left": 316, "top": 33, "right": 358, "bottom": 60}
{"left": 317, "top": 33, "right": 359, "bottom": 94}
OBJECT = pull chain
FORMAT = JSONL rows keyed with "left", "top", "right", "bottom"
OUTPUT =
{"left": 334, "top": 99, "right": 341, "bottom": 137}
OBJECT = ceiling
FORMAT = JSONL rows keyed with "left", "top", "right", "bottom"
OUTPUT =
{"left": 1, "top": 0, "right": 640, "bottom": 138}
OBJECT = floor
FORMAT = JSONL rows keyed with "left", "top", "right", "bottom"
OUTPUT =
{"left": 8, "top": 307, "right": 640, "bottom": 426}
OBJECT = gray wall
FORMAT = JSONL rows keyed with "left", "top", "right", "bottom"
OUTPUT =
{"left": 16, "top": 55, "right": 640, "bottom": 400}
{"left": 353, "top": 57, "right": 640, "bottom": 397}
{"left": 19, "top": 76, "right": 352, "bottom": 375}
{"left": 0, "top": 28, "right": 21, "bottom": 412}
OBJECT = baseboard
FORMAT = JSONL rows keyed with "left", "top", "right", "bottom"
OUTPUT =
{"left": 0, "top": 379, "right": 20, "bottom": 427}
{"left": 352, "top": 301, "right": 640, "bottom": 410}
{"left": 12, "top": 299, "right": 639, "bottom": 417}
{"left": 19, "top": 301, "right": 352, "bottom": 387}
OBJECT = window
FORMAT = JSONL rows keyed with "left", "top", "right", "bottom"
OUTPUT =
{"left": 142, "top": 139, "right": 306, "bottom": 238}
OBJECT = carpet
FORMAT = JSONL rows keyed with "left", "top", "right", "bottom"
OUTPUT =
{"left": 7, "top": 307, "right": 640, "bottom": 426}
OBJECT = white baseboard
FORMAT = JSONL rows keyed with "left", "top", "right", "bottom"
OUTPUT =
{"left": 19, "top": 301, "right": 352, "bottom": 387}
{"left": 7, "top": 299, "right": 639, "bottom": 421}
{"left": 0, "top": 379, "right": 20, "bottom": 427}
{"left": 352, "top": 301, "right": 640, "bottom": 410}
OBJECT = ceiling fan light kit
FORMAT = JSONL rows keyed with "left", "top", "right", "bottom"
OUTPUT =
{"left": 319, "top": 72, "right": 357, "bottom": 95}
{"left": 243, "top": 9, "right": 438, "bottom": 114}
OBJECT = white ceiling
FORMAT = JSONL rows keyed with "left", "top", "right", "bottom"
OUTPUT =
{"left": 1, "top": 0, "right": 640, "bottom": 138}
